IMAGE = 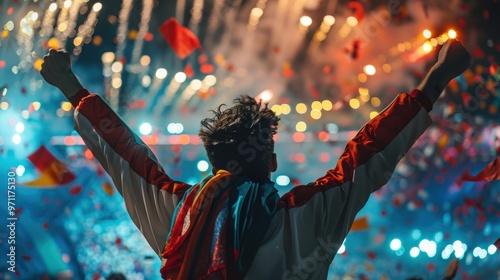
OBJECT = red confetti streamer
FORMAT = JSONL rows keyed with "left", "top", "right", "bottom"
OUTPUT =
{"left": 184, "top": 63, "right": 194, "bottom": 77}
{"left": 490, "top": 64, "right": 499, "bottom": 76}
{"left": 198, "top": 54, "right": 208, "bottom": 64}
{"left": 144, "top": 32, "right": 154, "bottom": 42}
{"left": 309, "top": 86, "right": 321, "bottom": 99}
{"left": 348, "top": 1, "right": 365, "bottom": 22}
{"left": 27, "top": 145, "right": 76, "bottom": 185}
{"left": 22, "top": 255, "right": 31, "bottom": 261}
{"left": 367, "top": 251, "right": 376, "bottom": 259}
{"left": 0, "top": 61, "right": 5, "bottom": 68}
{"left": 461, "top": 158, "right": 500, "bottom": 182}
{"left": 351, "top": 40, "right": 360, "bottom": 60}
{"left": 473, "top": 47, "right": 485, "bottom": 59}
{"left": 159, "top": 18, "right": 201, "bottom": 59}
{"left": 427, "top": 262, "right": 435, "bottom": 272}
{"left": 200, "top": 64, "right": 214, "bottom": 74}
{"left": 70, "top": 185, "right": 82, "bottom": 195}
{"left": 126, "top": 99, "right": 146, "bottom": 110}
{"left": 461, "top": 92, "right": 471, "bottom": 106}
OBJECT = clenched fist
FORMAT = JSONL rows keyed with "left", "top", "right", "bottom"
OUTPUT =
{"left": 40, "top": 49, "right": 83, "bottom": 100}
{"left": 435, "top": 39, "right": 472, "bottom": 81}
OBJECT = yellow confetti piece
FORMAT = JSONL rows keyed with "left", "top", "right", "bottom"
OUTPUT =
{"left": 102, "top": 182, "right": 115, "bottom": 195}
{"left": 47, "top": 37, "right": 60, "bottom": 49}
{"left": 489, "top": 104, "right": 497, "bottom": 114}
{"left": 2, "top": 30, "right": 8, "bottom": 38}
{"left": 438, "top": 133, "right": 449, "bottom": 148}
{"left": 128, "top": 29, "right": 137, "bottom": 40}
{"left": 93, "top": 35, "right": 102, "bottom": 46}
{"left": 33, "top": 58, "right": 44, "bottom": 71}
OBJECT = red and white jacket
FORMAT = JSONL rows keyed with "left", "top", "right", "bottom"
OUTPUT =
{"left": 71, "top": 89, "right": 432, "bottom": 279}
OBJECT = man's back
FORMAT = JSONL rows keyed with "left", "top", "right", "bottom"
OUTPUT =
{"left": 70, "top": 89, "right": 430, "bottom": 279}
{"left": 40, "top": 39, "right": 471, "bottom": 279}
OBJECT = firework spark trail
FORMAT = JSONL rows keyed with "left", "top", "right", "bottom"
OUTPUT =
{"left": 115, "top": 0, "right": 134, "bottom": 61}
{"left": 188, "top": 0, "right": 204, "bottom": 34}
{"left": 60, "top": 0, "right": 84, "bottom": 46}
{"left": 17, "top": 11, "right": 38, "bottom": 72}
{"left": 72, "top": 3, "right": 102, "bottom": 56}
{"left": 54, "top": 0, "right": 71, "bottom": 43}
{"left": 130, "top": 0, "right": 154, "bottom": 66}
{"left": 39, "top": 3, "right": 58, "bottom": 38}
{"left": 204, "top": 0, "right": 224, "bottom": 48}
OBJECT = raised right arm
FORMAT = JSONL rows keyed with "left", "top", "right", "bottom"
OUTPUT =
{"left": 40, "top": 50, "right": 192, "bottom": 256}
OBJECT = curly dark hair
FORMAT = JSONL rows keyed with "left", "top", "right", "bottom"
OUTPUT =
{"left": 199, "top": 95, "right": 280, "bottom": 182}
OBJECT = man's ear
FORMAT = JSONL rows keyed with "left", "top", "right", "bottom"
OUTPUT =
{"left": 270, "top": 153, "right": 278, "bottom": 172}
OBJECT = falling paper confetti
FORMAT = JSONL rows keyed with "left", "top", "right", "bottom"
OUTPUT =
{"left": 461, "top": 158, "right": 500, "bottom": 182}
{"left": 159, "top": 18, "right": 201, "bottom": 59}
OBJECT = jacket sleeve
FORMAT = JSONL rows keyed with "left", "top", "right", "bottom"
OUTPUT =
{"left": 278, "top": 90, "right": 433, "bottom": 254}
{"left": 71, "top": 89, "right": 191, "bottom": 256}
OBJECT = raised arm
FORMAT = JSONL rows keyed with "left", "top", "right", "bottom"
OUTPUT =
{"left": 40, "top": 49, "right": 191, "bottom": 256}
{"left": 278, "top": 40, "right": 471, "bottom": 251}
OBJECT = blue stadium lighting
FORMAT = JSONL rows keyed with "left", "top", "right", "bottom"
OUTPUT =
{"left": 197, "top": 160, "right": 209, "bottom": 172}
{"left": 276, "top": 175, "right": 290, "bottom": 186}
{"left": 433, "top": 231, "right": 443, "bottom": 243}
{"left": 411, "top": 229, "right": 421, "bottom": 240}
{"left": 12, "top": 133, "right": 21, "bottom": 144}
{"left": 487, "top": 245, "right": 497, "bottom": 255}
{"left": 389, "top": 238, "right": 401, "bottom": 251}
{"left": 337, "top": 244, "right": 346, "bottom": 254}
{"left": 409, "top": 247, "right": 420, "bottom": 258}
{"left": 16, "top": 165, "right": 25, "bottom": 176}
{"left": 139, "top": 123, "right": 153, "bottom": 135}
{"left": 15, "top": 122, "right": 25, "bottom": 133}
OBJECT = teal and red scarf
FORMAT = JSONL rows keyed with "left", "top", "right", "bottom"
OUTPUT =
{"left": 160, "top": 170, "right": 279, "bottom": 279}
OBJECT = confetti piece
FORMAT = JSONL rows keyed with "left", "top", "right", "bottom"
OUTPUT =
{"left": 126, "top": 99, "right": 146, "bottom": 110}
{"left": 198, "top": 54, "right": 208, "bottom": 64}
{"left": 43, "top": 222, "right": 48, "bottom": 229}
{"left": 348, "top": 1, "right": 365, "bottom": 22}
{"left": 159, "top": 18, "right": 201, "bottom": 59}
{"left": 144, "top": 32, "right": 154, "bottom": 42}
{"left": 200, "top": 64, "right": 214, "bottom": 74}
{"left": 427, "top": 262, "right": 435, "bottom": 272}
{"left": 351, "top": 40, "right": 360, "bottom": 60}
{"left": 461, "top": 158, "right": 500, "bottom": 182}
{"left": 350, "top": 216, "right": 369, "bottom": 231}
{"left": 22, "top": 255, "right": 31, "bottom": 261}
{"left": 70, "top": 185, "right": 82, "bottom": 195}
{"left": 102, "top": 182, "right": 114, "bottom": 195}
{"left": 367, "top": 251, "right": 376, "bottom": 259}
{"left": 25, "top": 145, "right": 76, "bottom": 186}
{"left": 184, "top": 63, "right": 194, "bottom": 78}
